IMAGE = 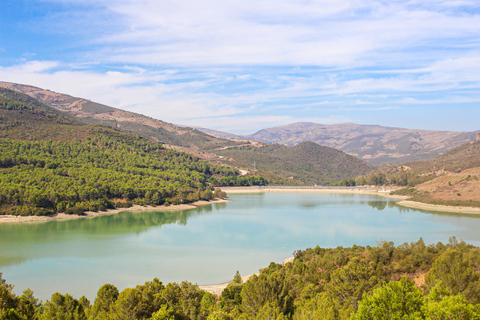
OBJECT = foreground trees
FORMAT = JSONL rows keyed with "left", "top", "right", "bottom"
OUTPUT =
{"left": 2, "top": 238, "right": 480, "bottom": 319}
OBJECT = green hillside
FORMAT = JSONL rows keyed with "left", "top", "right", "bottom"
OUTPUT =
{"left": 0, "top": 88, "right": 238, "bottom": 216}
{"left": 215, "top": 141, "right": 373, "bottom": 185}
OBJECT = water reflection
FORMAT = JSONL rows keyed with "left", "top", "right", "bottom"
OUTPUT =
{"left": 367, "top": 200, "right": 396, "bottom": 211}
{"left": 0, "top": 207, "right": 212, "bottom": 268}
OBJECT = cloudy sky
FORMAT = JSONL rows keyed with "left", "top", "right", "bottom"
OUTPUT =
{"left": 1, "top": 0, "right": 479, "bottom": 134}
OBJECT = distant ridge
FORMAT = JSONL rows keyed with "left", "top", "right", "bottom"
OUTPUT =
{"left": 246, "top": 122, "right": 479, "bottom": 165}
{"left": 197, "top": 122, "right": 479, "bottom": 166}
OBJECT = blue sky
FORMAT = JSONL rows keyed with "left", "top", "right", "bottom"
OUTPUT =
{"left": 1, "top": 0, "right": 480, "bottom": 134}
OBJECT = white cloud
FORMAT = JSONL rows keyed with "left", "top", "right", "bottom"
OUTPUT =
{"left": 41, "top": 0, "right": 476, "bottom": 67}
{"left": 2, "top": 0, "right": 480, "bottom": 132}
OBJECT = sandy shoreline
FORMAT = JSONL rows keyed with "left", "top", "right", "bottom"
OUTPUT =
{"left": 0, "top": 198, "right": 231, "bottom": 224}
{"left": 199, "top": 274, "right": 257, "bottom": 297}
{"left": 221, "top": 186, "right": 407, "bottom": 199}
{"left": 396, "top": 200, "right": 480, "bottom": 215}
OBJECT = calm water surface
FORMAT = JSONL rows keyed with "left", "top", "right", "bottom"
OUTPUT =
{"left": 1, "top": 192, "right": 480, "bottom": 301}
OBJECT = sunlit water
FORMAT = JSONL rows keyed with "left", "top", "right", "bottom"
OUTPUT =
{"left": 1, "top": 192, "right": 480, "bottom": 301}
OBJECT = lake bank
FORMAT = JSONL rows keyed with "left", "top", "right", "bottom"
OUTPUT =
{"left": 0, "top": 198, "right": 231, "bottom": 224}
{"left": 221, "top": 186, "right": 480, "bottom": 215}
{"left": 199, "top": 274, "right": 257, "bottom": 297}
{"left": 221, "top": 186, "right": 407, "bottom": 199}
{"left": 396, "top": 200, "right": 480, "bottom": 215}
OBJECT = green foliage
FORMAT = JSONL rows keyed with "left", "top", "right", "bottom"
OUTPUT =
{"left": 213, "top": 188, "right": 227, "bottom": 199}
{"left": 240, "top": 270, "right": 293, "bottom": 318}
{"left": 17, "top": 289, "right": 40, "bottom": 320}
{"left": 356, "top": 171, "right": 433, "bottom": 187}
{"left": 89, "top": 284, "right": 119, "bottom": 319}
{"left": 424, "top": 293, "right": 480, "bottom": 319}
{"left": 0, "top": 273, "right": 40, "bottom": 320}
{"left": 330, "top": 178, "right": 356, "bottom": 187}
{"left": 209, "top": 176, "right": 267, "bottom": 187}
{"left": 149, "top": 305, "right": 175, "bottom": 320}
{"left": 41, "top": 292, "right": 89, "bottom": 320}
{"left": 352, "top": 277, "right": 424, "bottom": 320}
{"left": 292, "top": 292, "right": 340, "bottom": 320}
{"left": 0, "top": 97, "right": 33, "bottom": 111}
{"left": 161, "top": 281, "right": 210, "bottom": 320}
{"left": 390, "top": 188, "right": 417, "bottom": 196}
{"left": 325, "top": 257, "right": 377, "bottom": 311}
{"left": 110, "top": 278, "right": 165, "bottom": 320}
{"left": 425, "top": 250, "right": 480, "bottom": 303}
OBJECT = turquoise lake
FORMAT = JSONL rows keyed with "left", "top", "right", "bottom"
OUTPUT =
{"left": 1, "top": 192, "right": 480, "bottom": 301}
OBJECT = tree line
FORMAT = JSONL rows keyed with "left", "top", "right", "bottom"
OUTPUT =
{"left": 2, "top": 238, "right": 480, "bottom": 319}
{"left": 331, "top": 171, "right": 434, "bottom": 187}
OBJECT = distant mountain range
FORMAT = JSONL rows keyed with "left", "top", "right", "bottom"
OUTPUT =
{"left": 197, "top": 122, "right": 479, "bottom": 166}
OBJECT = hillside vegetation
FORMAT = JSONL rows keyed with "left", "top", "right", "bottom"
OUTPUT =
{"left": 2, "top": 238, "right": 480, "bottom": 319}
{"left": 215, "top": 141, "right": 373, "bottom": 185}
{"left": 0, "top": 89, "right": 243, "bottom": 216}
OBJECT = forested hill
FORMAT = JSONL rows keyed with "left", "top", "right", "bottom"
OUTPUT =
{"left": 215, "top": 141, "right": 373, "bottom": 185}
{"left": 0, "top": 88, "right": 240, "bottom": 216}
{"left": 0, "top": 81, "right": 243, "bottom": 155}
